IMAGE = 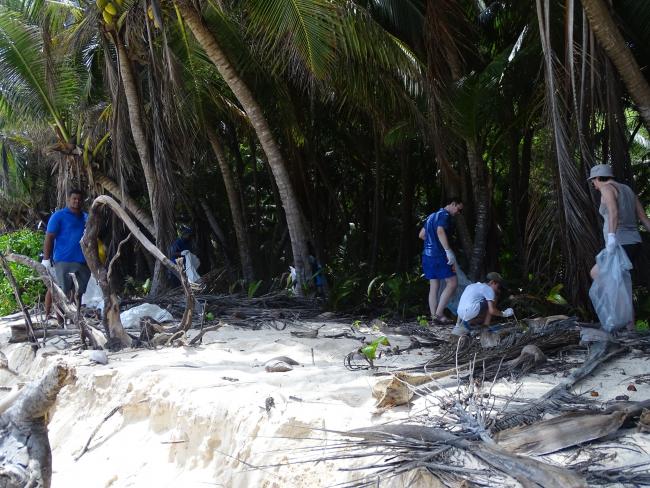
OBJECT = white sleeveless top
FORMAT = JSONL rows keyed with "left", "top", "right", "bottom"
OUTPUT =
{"left": 599, "top": 182, "right": 641, "bottom": 245}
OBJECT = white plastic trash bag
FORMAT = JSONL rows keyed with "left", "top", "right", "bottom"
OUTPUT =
{"left": 289, "top": 266, "right": 298, "bottom": 294}
{"left": 181, "top": 250, "right": 201, "bottom": 283}
{"left": 589, "top": 245, "right": 634, "bottom": 332}
{"left": 437, "top": 265, "right": 471, "bottom": 315}
{"left": 82, "top": 276, "right": 104, "bottom": 311}
{"left": 120, "top": 303, "right": 174, "bottom": 329}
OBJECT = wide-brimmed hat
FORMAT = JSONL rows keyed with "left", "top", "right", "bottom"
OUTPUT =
{"left": 588, "top": 164, "right": 614, "bottom": 180}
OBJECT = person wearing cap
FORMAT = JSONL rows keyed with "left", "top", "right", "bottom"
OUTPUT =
{"left": 452, "top": 272, "right": 514, "bottom": 335}
{"left": 588, "top": 164, "right": 650, "bottom": 278}
{"left": 419, "top": 197, "right": 464, "bottom": 325}
{"left": 588, "top": 164, "right": 650, "bottom": 331}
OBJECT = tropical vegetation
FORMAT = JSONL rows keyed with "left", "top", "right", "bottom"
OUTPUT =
{"left": 0, "top": 0, "right": 649, "bottom": 317}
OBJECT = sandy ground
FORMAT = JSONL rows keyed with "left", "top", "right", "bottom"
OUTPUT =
{"left": 1, "top": 311, "right": 650, "bottom": 488}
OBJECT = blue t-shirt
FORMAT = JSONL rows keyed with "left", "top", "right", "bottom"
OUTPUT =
{"left": 46, "top": 208, "right": 88, "bottom": 263}
{"left": 169, "top": 238, "right": 191, "bottom": 263}
{"left": 422, "top": 208, "right": 451, "bottom": 258}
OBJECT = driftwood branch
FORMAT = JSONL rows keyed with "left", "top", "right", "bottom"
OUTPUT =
{"left": 188, "top": 323, "right": 223, "bottom": 346}
{"left": 0, "top": 364, "right": 75, "bottom": 488}
{"left": 176, "top": 257, "right": 194, "bottom": 332}
{"left": 0, "top": 252, "right": 37, "bottom": 345}
{"left": 106, "top": 233, "right": 131, "bottom": 283}
{"left": 74, "top": 405, "right": 122, "bottom": 461}
{"left": 4, "top": 253, "right": 76, "bottom": 319}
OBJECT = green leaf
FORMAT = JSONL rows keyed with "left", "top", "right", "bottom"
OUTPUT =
{"left": 546, "top": 284, "right": 567, "bottom": 305}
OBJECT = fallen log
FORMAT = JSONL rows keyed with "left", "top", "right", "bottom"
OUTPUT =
{"left": 0, "top": 364, "right": 75, "bottom": 488}
{"left": 9, "top": 327, "right": 79, "bottom": 343}
{"left": 495, "top": 410, "right": 628, "bottom": 455}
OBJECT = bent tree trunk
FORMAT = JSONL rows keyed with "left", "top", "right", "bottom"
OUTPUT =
{"left": 0, "top": 364, "right": 74, "bottom": 488}
{"left": 580, "top": 0, "right": 650, "bottom": 132}
{"left": 206, "top": 128, "right": 255, "bottom": 283}
{"left": 82, "top": 196, "right": 193, "bottom": 349}
{"left": 177, "top": 4, "right": 312, "bottom": 293}
{"left": 95, "top": 173, "right": 155, "bottom": 236}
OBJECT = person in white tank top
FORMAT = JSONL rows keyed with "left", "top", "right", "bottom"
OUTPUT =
{"left": 588, "top": 164, "right": 650, "bottom": 331}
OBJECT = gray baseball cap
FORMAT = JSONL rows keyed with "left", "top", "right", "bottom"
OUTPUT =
{"left": 588, "top": 164, "right": 614, "bottom": 180}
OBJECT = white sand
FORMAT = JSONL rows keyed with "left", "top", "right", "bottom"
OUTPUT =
{"left": 1, "top": 313, "right": 649, "bottom": 488}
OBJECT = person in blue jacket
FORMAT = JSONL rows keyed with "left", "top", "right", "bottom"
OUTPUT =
{"left": 419, "top": 197, "right": 464, "bottom": 325}
{"left": 42, "top": 189, "right": 90, "bottom": 319}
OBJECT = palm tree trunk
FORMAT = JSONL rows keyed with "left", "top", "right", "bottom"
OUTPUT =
{"left": 114, "top": 37, "right": 169, "bottom": 294}
{"left": 580, "top": 0, "right": 650, "bottom": 132}
{"left": 206, "top": 128, "right": 255, "bottom": 283}
{"left": 466, "top": 140, "right": 490, "bottom": 280}
{"left": 177, "top": 3, "right": 312, "bottom": 292}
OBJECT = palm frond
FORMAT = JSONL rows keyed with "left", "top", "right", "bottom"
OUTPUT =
{"left": 0, "top": 7, "right": 69, "bottom": 138}
{"left": 244, "top": 0, "right": 338, "bottom": 82}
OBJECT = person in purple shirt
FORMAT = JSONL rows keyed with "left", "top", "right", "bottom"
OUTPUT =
{"left": 41, "top": 189, "right": 91, "bottom": 320}
{"left": 419, "top": 197, "right": 464, "bottom": 325}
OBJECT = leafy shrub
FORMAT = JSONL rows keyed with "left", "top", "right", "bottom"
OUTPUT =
{"left": 0, "top": 229, "right": 45, "bottom": 316}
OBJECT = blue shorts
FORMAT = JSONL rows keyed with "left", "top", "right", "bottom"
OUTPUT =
{"left": 422, "top": 254, "right": 455, "bottom": 280}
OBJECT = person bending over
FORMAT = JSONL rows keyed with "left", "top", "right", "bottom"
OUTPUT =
{"left": 453, "top": 272, "right": 513, "bottom": 335}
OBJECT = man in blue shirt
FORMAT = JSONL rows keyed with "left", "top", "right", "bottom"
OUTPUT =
{"left": 168, "top": 225, "right": 193, "bottom": 287}
{"left": 42, "top": 189, "right": 91, "bottom": 319}
{"left": 419, "top": 197, "right": 463, "bottom": 325}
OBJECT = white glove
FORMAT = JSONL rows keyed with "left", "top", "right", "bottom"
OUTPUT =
{"left": 606, "top": 233, "right": 617, "bottom": 253}
{"left": 502, "top": 308, "right": 514, "bottom": 318}
{"left": 444, "top": 249, "right": 456, "bottom": 266}
{"left": 41, "top": 259, "right": 54, "bottom": 276}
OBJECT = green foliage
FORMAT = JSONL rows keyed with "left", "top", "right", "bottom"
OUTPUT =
{"left": 205, "top": 311, "right": 215, "bottom": 321}
{"left": 416, "top": 315, "right": 428, "bottom": 326}
{"left": 366, "top": 272, "right": 426, "bottom": 317}
{"left": 142, "top": 278, "right": 151, "bottom": 295}
{"left": 328, "top": 274, "right": 362, "bottom": 310}
{"left": 0, "top": 229, "right": 45, "bottom": 315}
{"left": 546, "top": 283, "right": 568, "bottom": 305}
{"left": 247, "top": 279, "right": 262, "bottom": 298}
{"left": 360, "top": 336, "right": 390, "bottom": 361}
{"left": 636, "top": 320, "right": 649, "bottom": 332}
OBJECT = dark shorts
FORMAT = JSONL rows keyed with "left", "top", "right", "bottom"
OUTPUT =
{"left": 422, "top": 254, "right": 455, "bottom": 280}
{"left": 54, "top": 261, "right": 91, "bottom": 296}
{"left": 624, "top": 243, "right": 645, "bottom": 286}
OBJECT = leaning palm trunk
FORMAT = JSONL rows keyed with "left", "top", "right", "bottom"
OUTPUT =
{"left": 579, "top": 0, "right": 650, "bottom": 132}
{"left": 177, "top": 3, "right": 312, "bottom": 293}
{"left": 206, "top": 128, "right": 255, "bottom": 283}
